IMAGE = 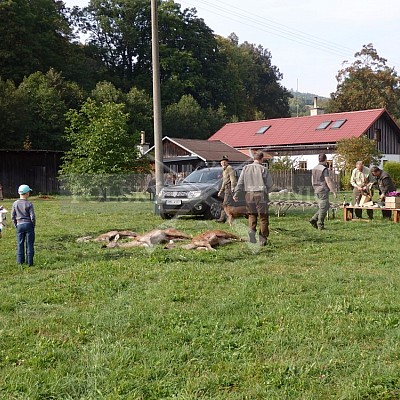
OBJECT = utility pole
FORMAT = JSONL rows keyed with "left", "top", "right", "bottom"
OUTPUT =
{"left": 151, "top": 0, "right": 163, "bottom": 196}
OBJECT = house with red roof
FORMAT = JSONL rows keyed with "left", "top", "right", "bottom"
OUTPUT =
{"left": 208, "top": 108, "right": 400, "bottom": 170}
{"left": 145, "top": 136, "right": 250, "bottom": 175}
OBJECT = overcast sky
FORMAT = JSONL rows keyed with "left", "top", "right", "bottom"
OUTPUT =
{"left": 64, "top": 0, "right": 400, "bottom": 97}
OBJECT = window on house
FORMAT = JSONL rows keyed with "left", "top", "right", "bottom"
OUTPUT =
{"left": 374, "top": 128, "right": 382, "bottom": 142}
{"left": 330, "top": 119, "right": 347, "bottom": 129}
{"left": 298, "top": 161, "right": 307, "bottom": 170}
{"left": 256, "top": 125, "right": 271, "bottom": 134}
{"left": 316, "top": 121, "right": 332, "bottom": 130}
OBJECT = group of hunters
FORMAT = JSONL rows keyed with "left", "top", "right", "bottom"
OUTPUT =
{"left": 217, "top": 152, "right": 397, "bottom": 245}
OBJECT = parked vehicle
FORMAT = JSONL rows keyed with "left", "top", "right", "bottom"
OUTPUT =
{"left": 157, "top": 166, "right": 241, "bottom": 220}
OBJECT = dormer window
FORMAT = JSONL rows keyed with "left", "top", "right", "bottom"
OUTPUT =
{"left": 256, "top": 125, "right": 271, "bottom": 134}
{"left": 316, "top": 121, "right": 332, "bottom": 130}
{"left": 330, "top": 119, "right": 347, "bottom": 129}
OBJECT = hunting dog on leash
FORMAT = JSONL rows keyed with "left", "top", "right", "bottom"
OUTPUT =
{"left": 222, "top": 200, "right": 248, "bottom": 226}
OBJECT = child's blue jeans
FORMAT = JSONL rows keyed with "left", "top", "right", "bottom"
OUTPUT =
{"left": 16, "top": 222, "right": 35, "bottom": 266}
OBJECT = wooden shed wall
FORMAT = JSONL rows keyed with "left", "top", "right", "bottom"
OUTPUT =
{"left": 366, "top": 117, "right": 400, "bottom": 154}
{"left": 0, "top": 151, "right": 62, "bottom": 198}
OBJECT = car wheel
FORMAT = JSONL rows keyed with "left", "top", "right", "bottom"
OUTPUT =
{"left": 204, "top": 199, "right": 222, "bottom": 220}
{"left": 160, "top": 207, "right": 173, "bottom": 219}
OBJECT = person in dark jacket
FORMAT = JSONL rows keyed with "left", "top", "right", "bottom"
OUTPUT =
{"left": 370, "top": 166, "right": 396, "bottom": 218}
{"left": 309, "top": 154, "right": 337, "bottom": 230}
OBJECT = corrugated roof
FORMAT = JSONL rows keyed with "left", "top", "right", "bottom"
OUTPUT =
{"left": 208, "top": 108, "right": 390, "bottom": 147}
{"left": 163, "top": 137, "right": 250, "bottom": 162}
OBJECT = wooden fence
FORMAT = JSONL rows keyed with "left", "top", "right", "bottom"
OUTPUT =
{"left": 0, "top": 150, "right": 341, "bottom": 199}
{"left": 270, "top": 169, "right": 341, "bottom": 194}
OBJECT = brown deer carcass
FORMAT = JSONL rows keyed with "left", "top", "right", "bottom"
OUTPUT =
{"left": 182, "top": 229, "right": 241, "bottom": 251}
{"left": 107, "top": 228, "right": 191, "bottom": 248}
{"left": 77, "top": 230, "right": 137, "bottom": 243}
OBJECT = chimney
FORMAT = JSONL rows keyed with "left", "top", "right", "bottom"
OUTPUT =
{"left": 138, "top": 130, "right": 150, "bottom": 154}
{"left": 310, "top": 96, "right": 324, "bottom": 116}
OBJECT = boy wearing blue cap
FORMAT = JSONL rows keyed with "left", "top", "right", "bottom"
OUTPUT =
{"left": 11, "top": 184, "right": 36, "bottom": 266}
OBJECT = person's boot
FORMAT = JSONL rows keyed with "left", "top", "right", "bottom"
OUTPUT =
{"left": 259, "top": 234, "right": 267, "bottom": 246}
{"left": 248, "top": 230, "right": 256, "bottom": 243}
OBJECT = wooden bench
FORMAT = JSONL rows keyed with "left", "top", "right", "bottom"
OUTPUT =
{"left": 343, "top": 205, "right": 400, "bottom": 223}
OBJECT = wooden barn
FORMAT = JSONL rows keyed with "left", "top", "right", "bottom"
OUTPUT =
{"left": 0, "top": 150, "right": 62, "bottom": 198}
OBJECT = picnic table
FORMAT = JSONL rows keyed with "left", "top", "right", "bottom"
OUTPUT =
{"left": 343, "top": 205, "right": 400, "bottom": 223}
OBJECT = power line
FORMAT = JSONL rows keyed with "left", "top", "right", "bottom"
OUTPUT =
{"left": 181, "top": 0, "right": 353, "bottom": 58}
{"left": 180, "top": 0, "right": 400, "bottom": 67}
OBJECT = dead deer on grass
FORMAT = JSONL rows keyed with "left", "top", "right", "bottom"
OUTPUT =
{"left": 182, "top": 229, "right": 242, "bottom": 251}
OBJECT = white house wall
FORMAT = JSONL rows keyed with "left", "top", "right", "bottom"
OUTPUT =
{"left": 274, "top": 154, "right": 335, "bottom": 170}
{"left": 381, "top": 154, "right": 400, "bottom": 164}
{"left": 275, "top": 152, "right": 400, "bottom": 170}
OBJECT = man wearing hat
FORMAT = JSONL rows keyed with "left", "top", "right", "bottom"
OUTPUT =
{"left": 217, "top": 156, "right": 237, "bottom": 223}
{"left": 11, "top": 184, "right": 36, "bottom": 266}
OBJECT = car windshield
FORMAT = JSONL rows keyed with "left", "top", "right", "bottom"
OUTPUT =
{"left": 183, "top": 168, "right": 222, "bottom": 183}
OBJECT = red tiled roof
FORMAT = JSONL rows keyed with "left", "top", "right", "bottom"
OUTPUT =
{"left": 208, "top": 108, "right": 389, "bottom": 148}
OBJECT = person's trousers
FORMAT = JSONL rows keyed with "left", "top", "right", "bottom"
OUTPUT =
{"left": 311, "top": 192, "right": 330, "bottom": 228}
{"left": 222, "top": 183, "right": 234, "bottom": 206}
{"left": 245, "top": 191, "right": 269, "bottom": 241}
{"left": 352, "top": 187, "right": 373, "bottom": 218}
{"left": 16, "top": 222, "right": 35, "bottom": 266}
{"left": 382, "top": 209, "right": 392, "bottom": 219}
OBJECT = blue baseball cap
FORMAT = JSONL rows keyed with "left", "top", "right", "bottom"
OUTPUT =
{"left": 18, "top": 184, "right": 32, "bottom": 194}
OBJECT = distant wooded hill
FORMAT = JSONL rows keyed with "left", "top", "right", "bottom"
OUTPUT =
{"left": 289, "top": 91, "right": 330, "bottom": 117}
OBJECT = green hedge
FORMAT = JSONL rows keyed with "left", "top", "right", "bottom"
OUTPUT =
{"left": 383, "top": 161, "right": 400, "bottom": 188}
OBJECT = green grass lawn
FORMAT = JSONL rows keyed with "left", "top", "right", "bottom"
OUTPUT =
{"left": 1, "top": 196, "right": 400, "bottom": 399}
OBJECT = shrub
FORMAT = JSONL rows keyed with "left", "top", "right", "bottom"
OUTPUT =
{"left": 383, "top": 161, "right": 400, "bottom": 188}
{"left": 340, "top": 170, "right": 352, "bottom": 191}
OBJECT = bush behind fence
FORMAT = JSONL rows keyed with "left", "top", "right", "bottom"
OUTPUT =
{"left": 57, "top": 170, "right": 340, "bottom": 200}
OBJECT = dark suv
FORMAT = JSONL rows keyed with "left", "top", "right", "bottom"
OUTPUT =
{"left": 157, "top": 167, "right": 238, "bottom": 220}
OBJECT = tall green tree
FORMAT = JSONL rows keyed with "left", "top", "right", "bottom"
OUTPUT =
{"left": 0, "top": 78, "right": 25, "bottom": 148}
{"left": 216, "top": 34, "right": 291, "bottom": 120}
{"left": 81, "top": 0, "right": 227, "bottom": 106}
{"left": 328, "top": 44, "right": 400, "bottom": 120}
{"left": 81, "top": 0, "right": 151, "bottom": 88}
{"left": 163, "top": 95, "right": 209, "bottom": 140}
{"left": 91, "top": 81, "right": 125, "bottom": 104}
{"left": 16, "top": 69, "right": 84, "bottom": 150}
{"left": 335, "top": 135, "right": 382, "bottom": 173}
{"left": 157, "top": 1, "right": 228, "bottom": 109}
{"left": 0, "top": 0, "right": 75, "bottom": 83}
{"left": 90, "top": 81, "right": 153, "bottom": 143}
{"left": 60, "top": 98, "right": 145, "bottom": 196}
{"left": 125, "top": 86, "right": 153, "bottom": 141}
